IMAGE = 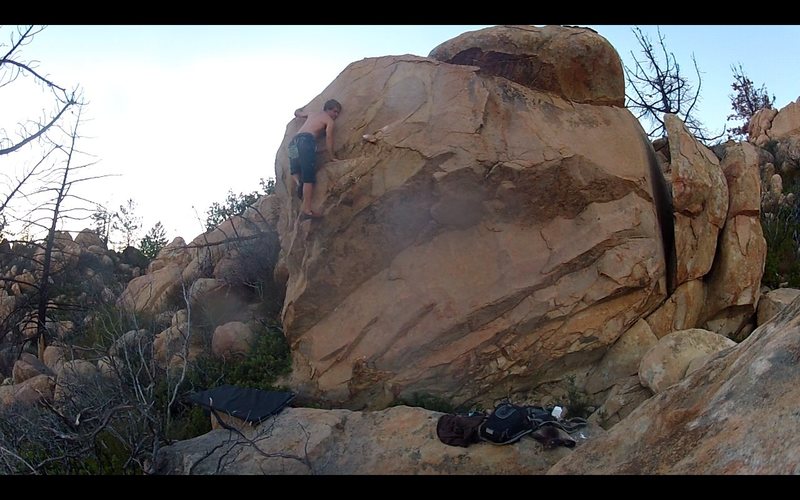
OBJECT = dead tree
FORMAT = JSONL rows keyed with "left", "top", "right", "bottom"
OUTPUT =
{"left": 0, "top": 92, "right": 114, "bottom": 367}
{"left": 32, "top": 104, "right": 90, "bottom": 358}
{"left": 1, "top": 26, "right": 80, "bottom": 231}
{"left": 624, "top": 26, "right": 723, "bottom": 144}
{"left": 0, "top": 26, "right": 78, "bottom": 157}
{"left": 0, "top": 25, "right": 114, "bottom": 363}
{"left": 0, "top": 283, "right": 188, "bottom": 474}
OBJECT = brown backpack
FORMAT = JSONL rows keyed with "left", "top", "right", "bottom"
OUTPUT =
{"left": 436, "top": 413, "right": 487, "bottom": 447}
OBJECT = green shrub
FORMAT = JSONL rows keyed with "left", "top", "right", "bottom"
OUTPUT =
{"left": 564, "top": 375, "right": 593, "bottom": 419}
{"left": 73, "top": 304, "right": 125, "bottom": 349}
{"left": 205, "top": 177, "right": 275, "bottom": 231}
{"left": 394, "top": 392, "right": 456, "bottom": 413}
{"left": 764, "top": 139, "right": 780, "bottom": 158}
{"left": 75, "top": 304, "right": 162, "bottom": 350}
{"left": 167, "top": 406, "right": 212, "bottom": 442}
{"left": 225, "top": 324, "right": 291, "bottom": 389}
{"left": 761, "top": 201, "right": 800, "bottom": 288}
{"left": 88, "top": 431, "right": 139, "bottom": 475}
{"left": 187, "top": 321, "right": 291, "bottom": 392}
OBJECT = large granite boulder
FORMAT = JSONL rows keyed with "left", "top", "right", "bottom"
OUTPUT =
{"left": 274, "top": 51, "right": 668, "bottom": 408}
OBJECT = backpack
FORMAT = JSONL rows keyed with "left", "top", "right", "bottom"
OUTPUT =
{"left": 478, "top": 402, "right": 534, "bottom": 445}
{"left": 436, "top": 412, "right": 487, "bottom": 447}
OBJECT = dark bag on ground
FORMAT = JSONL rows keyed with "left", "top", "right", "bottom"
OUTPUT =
{"left": 436, "top": 412, "right": 487, "bottom": 447}
{"left": 478, "top": 403, "right": 534, "bottom": 445}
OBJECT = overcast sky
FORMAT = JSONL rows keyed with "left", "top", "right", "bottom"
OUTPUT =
{"left": 2, "top": 25, "right": 798, "bottom": 245}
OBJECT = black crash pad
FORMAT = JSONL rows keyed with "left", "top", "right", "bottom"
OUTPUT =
{"left": 188, "top": 385, "right": 295, "bottom": 424}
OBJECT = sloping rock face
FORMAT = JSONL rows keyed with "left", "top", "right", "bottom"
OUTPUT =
{"left": 155, "top": 405, "right": 598, "bottom": 474}
{"left": 637, "top": 328, "right": 735, "bottom": 394}
{"left": 757, "top": 287, "right": 800, "bottom": 325}
{"left": 549, "top": 295, "right": 800, "bottom": 474}
{"left": 274, "top": 50, "right": 667, "bottom": 408}
{"left": 428, "top": 25, "right": 624, "bottom": 107}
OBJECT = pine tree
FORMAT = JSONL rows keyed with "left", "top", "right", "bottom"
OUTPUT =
{"left": 204, "top": 177, "right": 275, "bottom": 231}
{"left": 114, "top": 198, "right": 141, "bottom": 248}
{"left": 139, "top": 221, "right": 168, "bottom": 259}
{"left": 91, "top": 206, "right": 113, "bottom": 245}
{"left": 727, "top": 63, "right": 775, "bottom": 140}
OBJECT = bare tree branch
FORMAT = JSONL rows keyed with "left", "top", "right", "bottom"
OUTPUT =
{"left": 0, "top": 92, "right": 76, "bottom": 156}
{"left": 0, "top": 59, "right": 67, "bottom": 93}
{"left": 624, "top": 26, "right": 723, "bottom": 144}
